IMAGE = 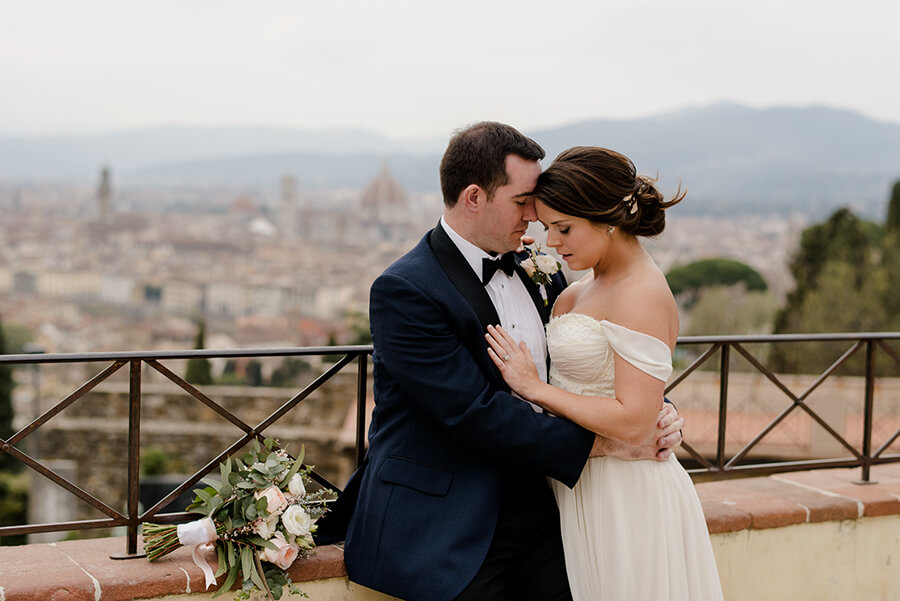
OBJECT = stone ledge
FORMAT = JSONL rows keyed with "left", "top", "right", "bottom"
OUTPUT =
{"left": 2, "top": 463, "right": 899, "bottom": 601}
{"left": 696, "top": 462, "right": 900, "bottom": 534}
{"left": 0, "top": 537, "right": 346, "bottom": 601}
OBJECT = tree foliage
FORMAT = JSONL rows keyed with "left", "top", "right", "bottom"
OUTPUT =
{"left": 886, "top": 180, "right": 900, "bottom": 234}
{"left": 684, "top": 285, "right": 778, "bottom": 337}
{"left": 771, "top": 203, "right": 897, "bottom": 373}
{"left": 185, "top": 320, "right": 213, "bottom": 386}
{"left": 0, "top": 315, "right": 16, "bottom": 472}
{"left": 666, "top": 258, "right": 767, "bottom": 307}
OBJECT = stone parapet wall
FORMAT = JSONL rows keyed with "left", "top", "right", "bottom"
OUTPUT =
{"left": 3, "top": 464, "right": 900, "bottom": 601}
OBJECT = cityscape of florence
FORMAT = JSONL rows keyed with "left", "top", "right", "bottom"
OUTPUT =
{"left": 1, "top": 2, "right": 900, "bottom": 600}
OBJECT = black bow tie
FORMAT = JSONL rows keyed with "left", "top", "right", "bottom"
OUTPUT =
{"left": 482, "top": 252, "right": 517, "bottom": 285}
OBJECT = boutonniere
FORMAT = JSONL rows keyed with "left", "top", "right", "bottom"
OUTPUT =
{"left": 520, "top": 244, "right": 562, "bottom": 305}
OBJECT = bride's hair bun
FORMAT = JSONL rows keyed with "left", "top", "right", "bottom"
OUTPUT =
{"left": 533, "top": 146, "right": 685, "bottom": 238}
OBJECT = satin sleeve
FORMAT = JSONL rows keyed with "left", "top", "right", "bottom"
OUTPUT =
{"left": 600, "top": 320, "right": 673, "bottom": 382}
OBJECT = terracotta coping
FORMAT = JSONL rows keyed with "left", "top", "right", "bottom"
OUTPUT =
{"left": 2, "top": 463, "right": 900, "bottom": 601}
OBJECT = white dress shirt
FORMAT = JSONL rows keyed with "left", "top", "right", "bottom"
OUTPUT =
{"left": 440, "top": 217, "right": 548, "bottom": 403}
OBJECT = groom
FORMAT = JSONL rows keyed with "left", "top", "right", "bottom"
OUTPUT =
{"left": 316, "top": 122, "right": 683, "bottom": 601}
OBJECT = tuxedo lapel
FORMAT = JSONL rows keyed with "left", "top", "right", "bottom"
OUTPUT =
{"left": 428, "top": 222, "right": 501, "bottom": 332}
{"left": 515, "top": 262, "right": 552, "bottom": 324}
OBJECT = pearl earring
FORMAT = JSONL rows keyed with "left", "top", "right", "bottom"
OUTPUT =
{"left": 607, "top": 225, "right": 615, "bottom": 236}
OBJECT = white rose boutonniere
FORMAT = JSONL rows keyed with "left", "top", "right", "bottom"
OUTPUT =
{"left": 523, "top": 244, "right": 561, "bottom": 305}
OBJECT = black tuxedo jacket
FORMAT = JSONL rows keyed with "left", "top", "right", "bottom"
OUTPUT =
{"left": 316, "top": 224, "right": 594, "bottom": 601}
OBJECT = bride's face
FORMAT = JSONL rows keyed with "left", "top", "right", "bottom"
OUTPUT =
{"left": 536, "top": 201, "right": 609, "bottom": 271}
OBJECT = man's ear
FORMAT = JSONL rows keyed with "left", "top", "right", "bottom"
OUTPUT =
{"left": 461, "top": 184, "right": 484, "bottom": 212}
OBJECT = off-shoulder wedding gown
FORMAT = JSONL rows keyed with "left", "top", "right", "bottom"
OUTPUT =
{"left": 547, "top": 313, "right": 723, "bottom": 601}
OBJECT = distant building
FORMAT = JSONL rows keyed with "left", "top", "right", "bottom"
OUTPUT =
{"left": 97, "top": 166, "right": 112, "bottom": 224}
{"left": 279, "top": 175, "right": 298, "bottom": 243}
{"left": 358, "top": 162, "right": 411, "bottom": 241}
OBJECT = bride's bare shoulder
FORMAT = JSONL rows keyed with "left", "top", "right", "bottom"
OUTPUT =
{"left": 552, "top": 272, "right": 593, "bottom": 317}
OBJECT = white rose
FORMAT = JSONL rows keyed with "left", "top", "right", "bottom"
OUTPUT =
{"left": 520, "top": 258, "right": 536, "bottom": 277}
{"left": 281, "top": 504, "right": 312, "bottom": 536}
{"left": 287, "top": 473, "right": 306, "bottom": 497}
{"left": 255, "top": 514, "right": 278, "bottom": 539}
{"left": 535, "top": 254, "right": 559, "bottom": 274}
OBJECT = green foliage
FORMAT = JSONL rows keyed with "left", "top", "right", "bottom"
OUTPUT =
{"left": 1, "top": 322, "right": 31, "bottom": 355}
{"left": 684, "top": 285, "right": 778, "bottom": 336}
{"left": 771, "top": 203, "right": 899, "bottom": 373}
{"left": 141, "top": 446, "right": 188, "bottom": 476}
{"left": 778, "top": 208, "right": 876, "bottom": 315}
{"left": 0, "top": 472, "right": 27, "bottom": 546}
{"left": 185, "top": 320, "right": 213, "bottom": 386}
{"left": 245, "top": 360, "right": 263, "bottom": 387}
{"left": 886, "top": 180, "right": 900, "bottom": 234}
{"left": 666, "top": 258, "right": 767, "bottom": 307}
{"left": 0, "top": 315, "right": 16, "bottom": 472}
{"left": 346, "top": 310, "right": 373, "bottom": 346}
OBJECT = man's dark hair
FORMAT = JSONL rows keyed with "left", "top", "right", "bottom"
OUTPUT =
{"left": 439, "top": 121, "right": 545, "bottom": 207}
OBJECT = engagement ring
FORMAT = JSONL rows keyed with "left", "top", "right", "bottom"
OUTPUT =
{"left": 503, "top": 354, "right": 510, "bottom": 361}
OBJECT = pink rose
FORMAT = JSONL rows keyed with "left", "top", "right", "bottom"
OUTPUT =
{"left": 520, "top": 257, "right": 536, "bottom": 277}
{"left": 259, "top": 532, "right": 299, "bottom": 570}
{"left": 254, "top": 486, "right": 287, "bottom": 515}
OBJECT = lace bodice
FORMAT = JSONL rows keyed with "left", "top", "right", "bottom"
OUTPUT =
{"left": 546, "top": 313, "right": 673, "bottom": 396}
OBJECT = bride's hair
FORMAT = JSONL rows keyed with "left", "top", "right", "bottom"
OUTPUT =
{"left": 533, "top": 146, "right": 685, "bottom": 237}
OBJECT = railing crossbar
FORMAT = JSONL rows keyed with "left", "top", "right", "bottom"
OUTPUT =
{"left": 877, "top": 340, "right": 900, "bottom": 367}
{"left": 6, "top": 360, "right": 126, "bottom": 447}
{"left": 147, "top": 360, "right": 255, "bottom": 433}
{"left": 141, "top": 353, "right": 359, "bottom": 520}
{"left": 725, "top": 342, "right": 862, "bottom": 467}
{"left": 1, "top": 444, "right": 122, "bottom": 519}
{"left": 665, "top": 343, "right": 720, "bottom": 393}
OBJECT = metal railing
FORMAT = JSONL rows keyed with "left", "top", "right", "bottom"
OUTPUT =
{"left": 2, "top": 333, "right": 900, "bottom": 553}
{"left": 0, "top": 345, "right": 372, "bottom": 556}
{"left": 672, "top": 332, "right": 900, "bottom": 480}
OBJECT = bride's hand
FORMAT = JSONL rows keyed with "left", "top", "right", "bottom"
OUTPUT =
{"left": 485, "top": 325, "right": 542, "bottom": 400}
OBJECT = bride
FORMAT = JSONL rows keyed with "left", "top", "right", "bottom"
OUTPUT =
{"left": 486, "top": 146, "right": 724, "bottom": 600}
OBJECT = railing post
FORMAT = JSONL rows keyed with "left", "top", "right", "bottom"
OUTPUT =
{"left": 716, "top": 344, "right": 729, "bottom": 472}
{"left": 356, "top": 353, "right": 368, "bottom": 467}
{"left": 116, "top": 360, "right": 144, "bottom": 557}
{"left": 856, "top": 340, "right": 877, "bottom": 484}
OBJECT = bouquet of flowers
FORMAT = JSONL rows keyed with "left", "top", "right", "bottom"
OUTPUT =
{"left": 142, "top": 438, "right": 333, "bottom": 600}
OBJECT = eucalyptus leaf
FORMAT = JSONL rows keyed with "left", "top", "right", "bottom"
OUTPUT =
{"left": 246, "top": 534, "right": 277, "bottom": 550}
{"left": 215, "top": 562, "right": 239, "bottom": 598}
{"left": 215, "top": 544, "right": 227, "bottom": 577}
{"left": 249, "top": 555, "right": 266, "bottom": 592}
{"left": 241, "top": 545, "right": 253, "bottom": 584}
{"left": 194, "top": 488, "right": 214, "bottom": 503}
{"left": 201, "top": 476, "right": 222, "bottom": 489}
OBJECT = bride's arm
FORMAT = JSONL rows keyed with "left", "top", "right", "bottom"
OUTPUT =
{"left": 486, "top": 324, "right": 663, "bottom": 446}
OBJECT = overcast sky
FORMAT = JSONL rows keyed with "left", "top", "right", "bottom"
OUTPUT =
{"left": 1, "top": 0, "right": 898, "bottom": 139}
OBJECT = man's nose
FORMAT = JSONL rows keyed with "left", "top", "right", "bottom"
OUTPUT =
{"left": 522, "top": 200, "right": 537, "bottom": 222}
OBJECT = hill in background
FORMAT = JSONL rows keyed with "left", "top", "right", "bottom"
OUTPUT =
{"left": 2, "top": 102, "right": 899, "bottom": 217}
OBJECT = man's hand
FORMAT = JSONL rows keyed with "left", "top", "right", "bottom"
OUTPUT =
{"left": 655, "top": 402, "right": 684, "bottom": 460}
{"left": 588, "top": 404, "right": 684, "bottom": 461}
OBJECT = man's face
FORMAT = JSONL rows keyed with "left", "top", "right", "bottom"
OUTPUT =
{"left": 478, "top": 154, "right": 540, "bottom": 254}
